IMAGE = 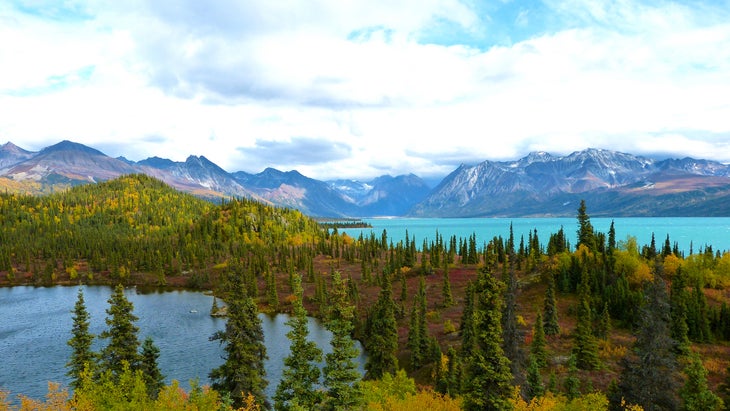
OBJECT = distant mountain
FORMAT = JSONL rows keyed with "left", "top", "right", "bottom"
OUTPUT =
{"left": 0, "top": 140, "right": 138, "bottom": 185}
{"left": 0, "top": 140, "right": 429, "bottom": 217}
{"left": 408, "top": 148, "right": 730, "bottom": 217}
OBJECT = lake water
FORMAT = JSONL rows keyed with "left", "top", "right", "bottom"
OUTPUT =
{"left": 0, "top": 286, "right": 366, "bottom": 402}
{"left": 340, "top": 217, "right": 730, "bottom": 255}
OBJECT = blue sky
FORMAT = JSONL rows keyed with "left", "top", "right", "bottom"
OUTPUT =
{"left": 1, "top": 0, "right": 729, "bottom": 181}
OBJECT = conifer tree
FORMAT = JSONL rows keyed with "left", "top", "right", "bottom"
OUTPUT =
{"left": 100, "top": 284, "right": 141, "bottom": 377}
{"left": 441, "top": 265, "right": 454, "bottom": 307}
{"left": 274, "top": 273, "right": 323, "bottom": 410}
{"left": 531, "top": 311, "right": 548, "bottom": 368}
{"left": 502, "top": 264, "right": 525, "bottom": 383}
{"left": 364, "top": 273, "right": 399, "bottom": 379}
{"left": 139, "top": 336, "right": 165, "bottom": 399}
{"left": 209, "top": 270, "right": 268, "bottom": 408}
{"left": 67, "top": 287, "right": 96, "bottom": 391}
{"left": 596, "top": 302, "right": 611, "bottom": 340}
{"left": 576, "top": 200, "right": 596, "bottom": 252}
{"left": 525, "top": 354, "right": 545, "bottom": 400}
{"left": 543, "top": 276, "right": 561, "bottom": 336}
{"left": 572, "top": 268, "right": 601, "bottom": 370}
{"left": 322, "top": 271, "right": 363, "bottom": 410}
{"left": 460, "top": 281, "right": 477, "bottom": 359}
{"left": 680, "top": 352, "right": 723, "bottom": 411}
{"left": 612, "top": 275, "right": 681, "bottom": 411}
{"left": 463, "top": 268, "right": 513, "bottom": 411}
{"left": 563, "top": 354, "right": 581, "bottom": 400}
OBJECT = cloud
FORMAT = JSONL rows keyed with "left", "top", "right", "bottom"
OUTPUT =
{"left": 2, "top": 0, "right": 730, "bottom": 183}
{"left": 237, "top": 136, "right": 352, "bottom": 171}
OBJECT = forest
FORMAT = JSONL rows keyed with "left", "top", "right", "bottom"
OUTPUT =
{"left": 2, "top": 174, "right": 730, "bottom": 410}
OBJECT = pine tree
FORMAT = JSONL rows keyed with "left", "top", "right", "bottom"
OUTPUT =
{"left": 596, "top": 302, "right": 611, "bottom": 340}
{"left": 680, "top": 352, "right": 723, "bottom": 411}
{"left": 441, "top": 265, "right": 454, "bottom": 307}
{"left": 67, "top": 287, "right": 96, "bottom": 391}
{"left": 502, "top": 263, "right": 525, "bottom": 383}
{"left": 576, "top": 200, "right": 596, "bottom": 252}
{"left": 531, "top": 311, "right": 548, "bottom": 368}
{"left": 100, "top": 284, "right": 141, "bottom": 377}
{"left": 543, "top": 276, "right": 561, "bottom": 336}
{"left": 572, "top": 268, "right": 601, "bottom": 370}
{"left": 274, "top": 273, "right": 323, "bottom": 410}
{"left": 139, "top": 337, "right": 165, "bottom": 399}
{"left": 209, "top": 271, "right": 268, "bottom": 408}
{"left": 525, "top": 354, "right": 545, "bottom": 400}
{"left": 460, "top": 281, "right": 477, "bottom": 359}
{"left": 563, "top": 354, "right": 581, "bottom": 400}
{"left": 463, "top": 268, "right": 513, "bottom": 411}
{"left": 612, "top": 275, "right": 681, "bottom": 411}
{"left": 322, "top": 271, "right": 363, "bottom": 410}
{"left": 364, "top": 273, "right": 399, "bottom": 379}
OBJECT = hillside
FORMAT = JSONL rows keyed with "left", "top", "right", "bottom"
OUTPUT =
{"left": 0, "top": 174, "right": 323, "bottom": 287}
{"left": 2, "top": 187, "right": 730, "bottom": 408}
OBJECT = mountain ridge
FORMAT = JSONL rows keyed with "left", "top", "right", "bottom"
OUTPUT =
{"left": 2, "top": 141, "right": 730, "bottom": 217}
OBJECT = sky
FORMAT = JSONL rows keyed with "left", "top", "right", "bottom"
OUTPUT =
{"left": 1, "top": 0, "right": 730, "bottom": 183}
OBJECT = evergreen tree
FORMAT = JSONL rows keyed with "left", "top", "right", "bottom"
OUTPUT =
{"left": 612, "top": 275, "right": 681, "bottom": 411}
{"left": 525, "top": 354, "right": 545, "bottom": 400}
{"left": 209, "top": 271, "right": 268, "bottom": 408}
{"left": 100, "top": 284, "right": 141, "bottom": 377}
{"left": 67, "top": 287, "right": 96, "bottom": 391}
{"left": 680, "top": 352, "right": 723, "bottom": 411}
{"left": 670, "top": 266, "right": 691, "bottom": 353}
{"left": 441, "top": 265, "right": 454, "bottom": 307}
{"left": 563, "top": 354, "right": 581, "bottom": 400}
{"left": 576, "top": 199, "right": 596, "bottom": 252}
{"left": 274, "top": 273, "right": 323, "bottom": 410}
{"left": 364, "top": 273, "right": 399, "bottom": 379}
{"left": 531, "top": 311, "right": 548, "bottom": 368}
{"left": 460, "top": 281, "right": 477, "bottom": 358}
{"left": 463, "top": 268, "right": 513, "bottom": 411}
{"left": 322, "top": 271, "right": 363, "bottom": 410}
{"left": 139, "top": 337, "right": 165, "bottom": 399}
{"left": 502, "top": 264, "right": 525, "bottom": 383}
{"left": 572, "top": 268, "right": 601, "bottom": 370}
{"left": 543, "top": 276, "right": 561, "bottom": 336}
{"left": 596, "top": 302, "right": 611, "bottom": 340}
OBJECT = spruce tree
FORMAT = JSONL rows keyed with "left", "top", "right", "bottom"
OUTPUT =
{"left": 322, "top": 271, "right": 363, "bottom": 410}
{"left": 572, "top": 268, "right": 601, "bottom": 370}
{"left": 441, "top": 265, "right": 454, "bottom": 307}
{"left": 525, "top": 354, "right": 545, "bottom": 400}
{"left": 463, "top": 268, "right": 513, "bottom": 411}
{"left": 67, "top": 287, "right": 96, "bottom": 391}
{"left": 502, "top": 264, "right": 525, "bottom": 383}
{"left": 459, "top": 280, "right": 477, "bottom": 359}
{"left": 612, "top": 275, "right": 681, "bottom": 411}
{"left": 543, "top": 276, "right": 561, "bottom": 336}
{"left": 139, "top": 337, "right": 165, "bottom": 399}
{"left": 209, "top": 271, "right": 268, "bottom": 408}
{"left": 680, "top": 352, "right": 723, "bottom": 411}
{"left": 364, "top": 273, "right": 399, "bottom": 379}
{"left": 670, "top": 266, "right": 690, "bottom": 352}
{"left": 274, "top": 273, "right": 323, "bottom": 410}
{"left": 100, "top": 284, "right": 141, "bottom": 377}
{"left": 563, "top": 354, "right": 581, "bottom": 400}
{"left": 576, "top": 199, "right": 596, "bottom": 252}
{"left": 531, "top": 311, "right": 548, "bottom": 368}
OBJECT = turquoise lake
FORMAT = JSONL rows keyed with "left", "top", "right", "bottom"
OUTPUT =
{"left": 340, "top": 217, "right": 730, "bottom": 255}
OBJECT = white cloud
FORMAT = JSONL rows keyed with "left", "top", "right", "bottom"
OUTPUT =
{"left": 1, "top": 0, "right": 730, "bottom": 182}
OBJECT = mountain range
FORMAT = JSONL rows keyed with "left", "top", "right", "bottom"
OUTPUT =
{"left": 2, "top": 141, "right": 730, "bottom": 217}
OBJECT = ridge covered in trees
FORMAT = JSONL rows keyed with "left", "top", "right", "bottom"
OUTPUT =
{"left": 2, "top": 178, "right": 730, "bottom": 410}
